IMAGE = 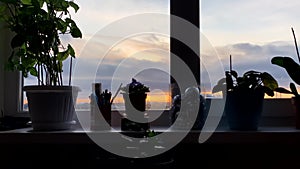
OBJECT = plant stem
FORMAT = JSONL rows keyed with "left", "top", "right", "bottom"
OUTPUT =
{"left": 230, "top": 55, "right": 232, "bottom": 72}
{"left": 69, "top": 57, "right": 73, "bottom": 86}
{"left": 59, "top": 61, "right": 63, "bottom": 86}
{"left": 60, "top": 72, "right": 63, "bottom": 86}
{"left": 291, "top": 27, "right": 300, "bottom": 63}
{"left": 38, "top": 64, "right": 40, "bottom": 86}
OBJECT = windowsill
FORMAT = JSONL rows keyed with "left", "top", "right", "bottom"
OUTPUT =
{"left": 0, "top": 126, "right": 299, "bottom": 145}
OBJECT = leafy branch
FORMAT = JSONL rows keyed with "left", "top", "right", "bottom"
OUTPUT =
{"left": 0, "top": 0, "right": 82, "bottom": 86}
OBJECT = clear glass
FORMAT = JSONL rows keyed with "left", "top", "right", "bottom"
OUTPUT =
{"left": 200, "top": 0, "right": 300, "bottom": 98}
{"left": 23, "top": 0, "right": 171, "bottom": 111}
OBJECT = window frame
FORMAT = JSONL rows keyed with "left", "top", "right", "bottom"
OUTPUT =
{"left": 0, "top": 21, "right": 24, "bottom": 117}
{"left": 0, "top": 0, "right": 295, "bottom": 128}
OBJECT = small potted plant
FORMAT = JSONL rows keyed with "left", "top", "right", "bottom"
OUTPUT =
{"left": 121, "top": 78, "right": 150, "bottom": 113}
{"left": 213, "top": 56, "right": 278, "bottom": 130}
{"left": 120, "top": 78, "right": 150, "bottom": 131}
{"left": 0, "top": 0, "right": 82, "bottom": 130}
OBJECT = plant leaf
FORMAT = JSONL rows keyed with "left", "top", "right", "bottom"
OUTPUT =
{"left": 29, "top": 67, "right": 38, "bottom": 76}
{"left": 69, "top": 1, "right": 79, "bottom": 12}
{"left": 263, "top": 86, "right": 274, "bottom": 97}
{"left": 0, "top": 5, "right": 6, "bottom": 14}
{"left": 67, "top": 44, "right": 75, "bottom": 57}
{"left": 271, "top": 56, "right": 300, "bottom": 85}
{"left": 212, "top": 84, "right": 226, "bottom": 93}
{"left": 230, "top": 70, "right": 238, "bottom": 79}
{"left": 261, "top": 72, "right": 278, "bottom": 90}
{"left": 71, "top": 25, "right": 82, "bottom": 38}
{"left": 275, "top": 87, "right": 293, "bottom": 94}
{"left": 21, "top": 0, "right": 32, "bottom": 5}
{"left": 57, "top": 18, "right": 68, "bottom": 33}
{"left": 57, "top": 51, "right": 68, "bottom": 61}
{"left": 11, "top": 34, "right": 25, "bottom": 48}
{"left": 244, "top": 70, "right": 260, "bottom": 76}
{"left": 290, "top": 83, "right": 299, "bottom": 96}
{"left": 0, "top": 0, "right": 18, "bottom": 3}
{"left": 225, "top": 71, "right": 234, "bottom": 90}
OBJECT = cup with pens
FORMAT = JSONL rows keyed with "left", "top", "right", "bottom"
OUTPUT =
{"left": 97, "top": 89, "right": 112, "bottom": 125}
{"left": 92, "top": 83, "right": 122, "bottom": 127}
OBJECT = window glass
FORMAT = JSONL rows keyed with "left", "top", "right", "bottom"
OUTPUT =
{"left": 23, "top": 0, "right": 170, "bottom": 111}
{"left": 201, "top": 0, "right": 300, "bottom": 98}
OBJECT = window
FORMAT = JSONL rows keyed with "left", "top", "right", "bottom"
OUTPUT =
{"left": 2, "top": 0, "right": 298, "bottom": 125}
{"left": 0, "top": 20, "right": 22, "bottom": 116}
{"left": 23, "top": 0, "right": 171, "bottom": 111}
{"left": 201, "top": 0, "right": 300, "bottom": 98}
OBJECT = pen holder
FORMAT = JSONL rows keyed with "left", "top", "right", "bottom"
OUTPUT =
{"left": 99, "top": 103, "right": 111, "bottom": 125}
{"left": 90, "top": 83, "right": 112, "bottom": 130}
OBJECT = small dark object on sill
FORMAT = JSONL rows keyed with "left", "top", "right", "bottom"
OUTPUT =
{"left": 0, "top": 116, "right": 31, "bottom": 131}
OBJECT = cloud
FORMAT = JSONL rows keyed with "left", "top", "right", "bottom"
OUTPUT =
{"left": 201, "top": 41, "right": 297, "bottom": 91}
{"left": 72, "top": 57, "right": 170, "bottom": 100}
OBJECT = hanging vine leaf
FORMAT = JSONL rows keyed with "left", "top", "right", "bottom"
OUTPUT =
{"left": 213, "top": 69, "right": 279, "bottom": 97}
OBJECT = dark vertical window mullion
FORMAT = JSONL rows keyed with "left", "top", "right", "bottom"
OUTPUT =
{"left": 170, "top": 0, "right": 200, "bottom": 98}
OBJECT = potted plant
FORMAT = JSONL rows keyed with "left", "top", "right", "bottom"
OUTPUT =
{"left": 213, "top": 56, "right": 278, "bottom": 130}
{"left": 120, "top": 78, "right": 150, "bottom": 131}
{"left": 271, "top": 28, "right": 300, "bottom": 129}
{"left": 0, "top": 0, "right": 82, "bottom": 130}
{"left": 271, "top": 56, "right": 300, "bottom": 129}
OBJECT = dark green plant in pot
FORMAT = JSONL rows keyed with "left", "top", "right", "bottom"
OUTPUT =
{"left": 271, "top": 56, "right": 300, "bottom": 129}
{"left": 213, "top": 70, "right": 279, "bottom": 96}
{"left": 213, "top": 69, "right": 278, "bottom": 130}
{"left": 0, "top": 0, "right": 82, "bottom": 130}
{"left": 0, "top": 0, "right": 82, "bottom": 84}
{"left": 120, "top": 78, "right": 150, "bottom": 132}
{"left": 271, "top": 28, "right": 300, "bottom": 129}
{"left": 121, "top": 78, "right": 150, "bottom": 112}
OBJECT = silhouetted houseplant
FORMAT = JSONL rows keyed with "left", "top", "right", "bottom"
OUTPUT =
{"left": 272, "top": 57, "right": 300, "bottom": 129}
{"left": 120, "top": 78, "right": 150, "bottom": 131}
{"left": 271, "top": 28, "right": 300, "bottom": 129}
{"left": 0, "top": 0, "right": 82, "bottom": 130}
{"left": 213, "top": 69, "right": 278, "bottom": 130}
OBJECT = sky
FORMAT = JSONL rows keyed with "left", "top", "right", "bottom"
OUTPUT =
{"left": 24, "top": 0, "right": 300, "bottom": 106}
{"left": 201, "top": 0, "right": 300, "bottom": 97}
